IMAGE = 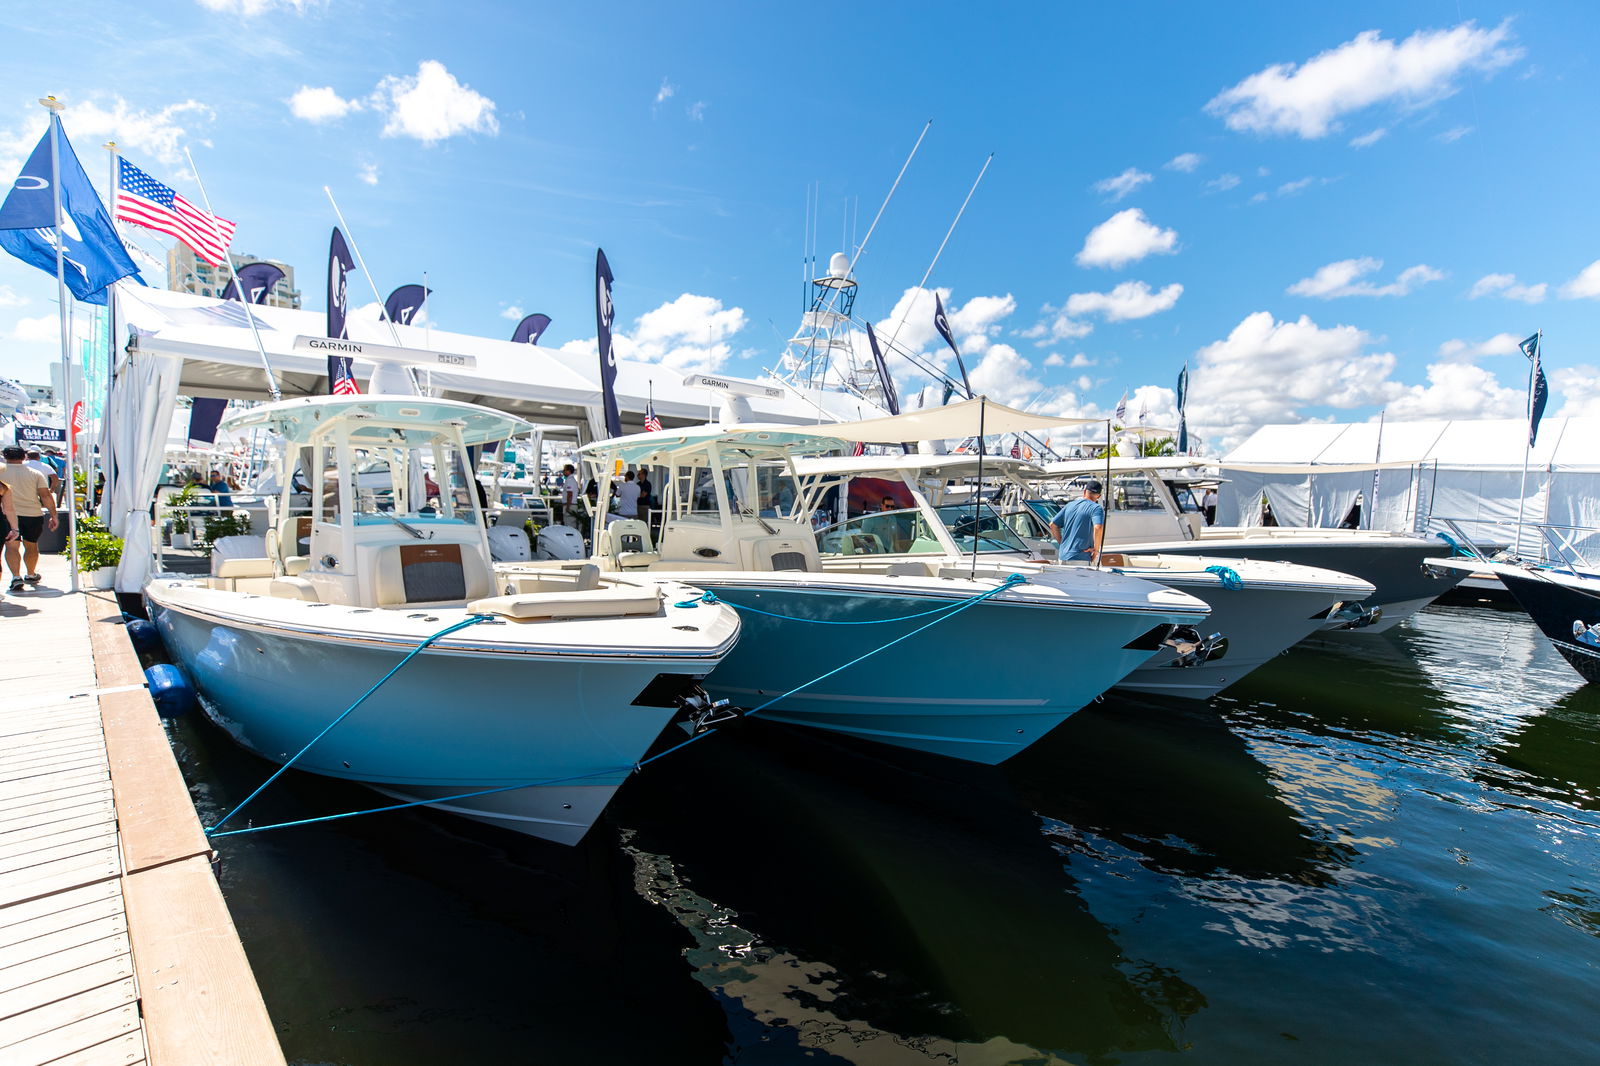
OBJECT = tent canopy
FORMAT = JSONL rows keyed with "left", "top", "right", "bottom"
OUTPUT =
{"left": 824, "top": 396, "right": 1103, "bottom": 444}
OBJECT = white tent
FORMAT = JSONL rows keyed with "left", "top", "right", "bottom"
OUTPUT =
{"left": 106, "top": 284, "right": 890, "bottom": 591}
{"left": 1218, "top": 417, "right": 1600, "bottom": 559}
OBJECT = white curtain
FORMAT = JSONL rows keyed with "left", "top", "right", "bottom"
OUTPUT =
{"left": 109, "top": 348, "right": 182, "bottom": 593}
{"left": 1306, "top": 471, "right": 1365, "bottom": 527}
{"left": 1217, "top": 469, "right": 1311, "bottom": 526}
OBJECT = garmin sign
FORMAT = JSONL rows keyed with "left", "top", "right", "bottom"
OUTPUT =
{"left": 292, "top": 336, "right": 476, "bottom": 370}
{"left": 683, "top": 373, "right": 786, "bottom": 400}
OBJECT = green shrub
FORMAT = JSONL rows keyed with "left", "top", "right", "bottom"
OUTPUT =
{"left": 77, "top": 526, "right": 123, "bottom": 571}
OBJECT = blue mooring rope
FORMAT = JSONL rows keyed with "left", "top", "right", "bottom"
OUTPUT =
{"left": 1435, "top": 531, "right": 1471, "bottom": 556}
{"left": 206, "top": 574, "right": 1030, "bottom": 840}
{"left": 677, "top": 586, "right": 1006, "bottom": 626}
{"left": 206, "top": 613, "right": 495, "bottom": 837}
{"left": 1203, "top": 565, "right": 1245, "bottom": 590}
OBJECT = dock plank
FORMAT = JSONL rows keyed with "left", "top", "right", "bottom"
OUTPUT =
{"left": 0, "top": 914, "right": 129, "bottom": 974}
{"left": 0, "top": 1002, "right": 140, "bottom": 1065}
{"left": 0, "top": 955, "right": 135, "bottom": 1023}
{"left": 0, "top": 893, "right": 124, "bottom": 953}
{"left": 0, "top": 812, "right": 120, "bottom": 851}
{"left": 0, "top": 769, "right": 110, "bottom": 804}
{"left": 0, "top": 829, "right": 122, "bottom": 871}
{"left": 0, "top": 972, "right": 137, "bottom": 1048}
{"left": 0, "top": 882, "right": 120, "bottom": 935}
{"left": 0, "top": 933, "right": 131, "bottom": 994}
{"left": 0, "top": 791, "right": 116, "bottom": 832}
{"left": 35, "top": 1028, "right": 145, "bottom": 1066}
{"left": 0, "top": 849, "right": 121, "bottom": 908}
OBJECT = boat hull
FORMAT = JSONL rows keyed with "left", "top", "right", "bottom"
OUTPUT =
{"left": 1495, "top": 569, "right": 1600, "bottom": 684}
{"left": 690, "top": 575, "right": 1204, "bottom": 764}
{"left": 146, "top": 585, "right": 733, "bottom": 845}
{"left": 1122, "top": 535, "right": 1461, "bottom": 633}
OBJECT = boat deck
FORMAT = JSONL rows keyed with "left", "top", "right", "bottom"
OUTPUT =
{"left": 0, "top": 554, "right": 283, "bottom": 1065}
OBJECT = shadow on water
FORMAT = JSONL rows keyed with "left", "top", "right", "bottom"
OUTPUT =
{"left": 612, "top": 718, "right": 1205, "bottom": 1064}
{"left": 170, "top": 711, "right": 729, "bottom": 1065}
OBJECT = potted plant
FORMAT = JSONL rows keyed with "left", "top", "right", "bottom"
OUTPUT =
{"left": 165, "top": 483, "right": 200, "bottom": 549}
{"left": 77, "top": 519, "right": 123, "bottom": 589}
{"left": 199, "top": 508, "right": 254, "bottom": 555}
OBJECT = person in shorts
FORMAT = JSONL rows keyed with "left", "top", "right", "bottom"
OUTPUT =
{"left": 0, "top": 445, "right": 59, "bottom": 591}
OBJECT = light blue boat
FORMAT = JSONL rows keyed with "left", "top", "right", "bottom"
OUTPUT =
{"left": 525, "top": 402, "right": 1211, "bottom": 765}
{"left": 144, "top": 396, "right": 741, "bottom": 845}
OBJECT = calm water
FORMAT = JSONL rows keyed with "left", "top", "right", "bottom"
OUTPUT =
{"left": 167, "top": 601, "right": 1600, "bottom": 1065}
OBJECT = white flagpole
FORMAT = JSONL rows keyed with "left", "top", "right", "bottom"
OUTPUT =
{"left": 183, "top": 147, "right": 280, "bottom": 402}
{"left": 40, "top": 99, "right": 80, "bottom": 593}
{"left": 1366, "top": 408, "right": 1385, "bottom": 530}
{"left": 1513, "top": 329, "right": 1541, "bottom": 558}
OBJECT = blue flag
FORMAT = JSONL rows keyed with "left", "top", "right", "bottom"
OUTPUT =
{"left": 865, "top": 321, "right": 899, "bottom": 415}
{"left": 222, "top": 261, "right": 284, "bottom": 304}
{"left": 382, "top": 283, "right": 430, "bottom": 325}
{"left": 1520, "top": 332, "right": 1548, "bottom": 447}
{"left": 511, "top": 313, "right": 552, "bottom": 345}
{"left": 1175, "top": 362, "right": 1189, "bottom": 454}
{"left": 595, "top": 249, "right": 621, "bottom": 438}
{"left": 326, "top": 228, "right": 356, "bottom": 392}
{"left": 0, "top": 116, "right": 140, "bottom": 305}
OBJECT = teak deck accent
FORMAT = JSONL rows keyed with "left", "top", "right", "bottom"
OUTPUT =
{"left": 0, "top": 556, "right": 284, "bottom": 1065}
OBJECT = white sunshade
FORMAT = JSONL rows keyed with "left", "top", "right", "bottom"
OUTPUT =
{"left": 792, "top": 454, "right": 1040, "bottom": 480}
{"left": 825, "top": 396, "right": 1105, "bottom": 444}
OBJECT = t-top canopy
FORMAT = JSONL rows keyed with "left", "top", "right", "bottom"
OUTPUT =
{"left": 824, "top": 396, "right": 1105, "bottom": 444}
{"left": 580, "top": 423, "right": 849, "bottom": 466}
{"left": 222, "top": 394, "right": 532, "bottom": 446}
{"left": 791, "top": 454, "right": 1040, "bottom": 481}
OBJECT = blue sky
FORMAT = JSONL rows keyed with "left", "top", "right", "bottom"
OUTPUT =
{"left": 0, "top": 0, "right": 1596, "bottom": 450}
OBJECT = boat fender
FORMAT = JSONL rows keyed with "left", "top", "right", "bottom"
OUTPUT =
{"left": 144, "top": 663, "right": 197, "bottom": 719}
{"left": 125, "top": 618, "right": 162, "bottom": 655}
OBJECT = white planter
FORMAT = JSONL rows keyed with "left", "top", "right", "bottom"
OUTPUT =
{"left": 170, "top": 533, "right": 192, "bottom": 550}
{"left": 88, "top": 566, "right": 116, "bottom": 590}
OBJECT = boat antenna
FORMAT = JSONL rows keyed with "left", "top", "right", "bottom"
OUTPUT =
{"left": 876, "top": 153, "right": 994, "bottom": 403}
{"left": 323, "top": 187, "right": 405, "bottom": 349}
{"left": 818, "top": 120, "right": 931, "bottom": 321}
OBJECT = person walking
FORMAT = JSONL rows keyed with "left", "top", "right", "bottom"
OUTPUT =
{"left": 0, "top": 445, "right": 59, "bottom": 591}
{"left": 615, "top": 469, "right": 641, "bottom": 519}
{"left": 559, "top": 464, "right": 581, "bottom": 529}
{"left": 1047, "top": 479, "right": 1105, "bottom": 563}
{"left": 24, "top": 449, "right": 60, "bottom": 499}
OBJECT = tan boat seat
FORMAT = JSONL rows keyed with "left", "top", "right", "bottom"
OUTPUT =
{"left": 469, "top": 583, "right": 663, "bottom": 620}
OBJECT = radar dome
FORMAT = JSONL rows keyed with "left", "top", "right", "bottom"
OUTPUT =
{"left": 827, "top": 252, "right": 850, "bottom": 278}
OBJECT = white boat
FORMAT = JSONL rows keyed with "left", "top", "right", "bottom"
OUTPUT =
{"left": 508, "top": 401, "right": 1213, "bottom": 764}
{"left": 145, "top": 396, "right": 741, "bottom": 845}
{"left": 791, "top": 453, "right": 1376, "bottom": 700}
{"left": 1021, "top": 457, "right": 1465, "bottom": 633}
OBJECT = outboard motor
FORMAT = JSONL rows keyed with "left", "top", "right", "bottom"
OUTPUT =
{"left": 1162, "top": 625, "right": 1227, "bottom": 667}
{"left": 486, "top": 525, "right": 531, "bottom": 562}
{"left": 1574, "top": 620, "right": 1600, "bottom": 649}
{"left": 531, "top": 524, "right": 586, "bottom": 561}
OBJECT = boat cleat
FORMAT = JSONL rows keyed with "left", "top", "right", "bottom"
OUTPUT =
{"left": 677, "top": 685, "right": 744, "bottom": 733}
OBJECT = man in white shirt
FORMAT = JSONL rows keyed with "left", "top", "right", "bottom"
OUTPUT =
{"left": 24, "top": 450, "right": 60, "bottom": 498}
{"left": 0, "top": 446, "right": 59, "bottom": 591}
{"left": 615, "top": 469, "right": 641, "bottom": 519}
{"left": 560, "top": 464, "right": 582, "bottom": 529}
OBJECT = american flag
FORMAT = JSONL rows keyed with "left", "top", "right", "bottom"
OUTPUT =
{"left": 1009, "top": 437, "right": 1022, "bottom": 459}
{"left": 330, "top": 359, "right": 361, "bottom": 396}
{"left": 643, "top": 401, "right": 662, "bottom": 432}
{"left": 114, "top": 157, "right": 236, "bottom": 266}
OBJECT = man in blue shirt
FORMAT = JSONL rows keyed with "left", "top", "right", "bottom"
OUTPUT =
{"left": 1048, "top": 479, "right": 1105, "bottom": 562}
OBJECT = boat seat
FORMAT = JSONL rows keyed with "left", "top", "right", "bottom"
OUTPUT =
{"left": 271, "top": 576, "right": 318, "bottom": 601}
{"left": 605, "top": 519, "right": 661, "bottom": 568}
{"left": 210, "top": 534, "right": 272, "bottom": 580}
{"left": 374, "top": 542, "right": 494, "bottom": 606}
{"left": 277, "top": 516, "right": 312, "bottom": 572}
{"left": 284, "top": 556, "right": 310, "bottom": 575}
{"left": 572, "top": 563, "right": 602, "bottom": 591}
{"left": 468, "top": 583, "right": 663, "bottom": 621}
{"left": 840, "top": 533, "right": 884, "bottom": 555}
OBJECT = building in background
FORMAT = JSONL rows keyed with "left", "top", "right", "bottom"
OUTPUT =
{"left": 166, "top": 242, "right": 301, "bottom": 309}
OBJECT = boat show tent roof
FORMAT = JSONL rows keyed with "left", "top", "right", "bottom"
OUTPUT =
{"left": 117, "top": 285, "right": 885, "bottom": 437}
{"left": 1217, "top": 417, "right": 1600, "bottom": 559}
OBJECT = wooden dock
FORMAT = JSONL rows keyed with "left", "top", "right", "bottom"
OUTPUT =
{"left": 0, "top": 555, "right": 284, "bottom": 1066}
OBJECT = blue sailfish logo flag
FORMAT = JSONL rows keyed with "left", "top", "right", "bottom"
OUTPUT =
{"left": 0, "top": 115, "right": 141, "bottom": 305}
{"left": 382, "top": 283, "right": 430, "bottom": 326}
{"left": 1175, "top": 362, "right": 1189, "bottom": 454}
{"left": 1520, "top": 331, "right": 1548, "bottom": 447}
{"left": 325, "top": 228, "right": 356, "bottom": 392}
{"left": 865, "top": 321, "right": 899, "bottom": 415}
{"left": 595, "top": 248, "right": 621, "bottom": 438}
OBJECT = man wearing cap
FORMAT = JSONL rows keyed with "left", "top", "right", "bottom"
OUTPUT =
{"left": 24, "top": 449, "right": 60, "bottom": 499}
{"left": 1048, "top": 479, "right": 1105, "bottom": 563}
{"left": 0, "top": 445, "right": 59, "bottom": 591}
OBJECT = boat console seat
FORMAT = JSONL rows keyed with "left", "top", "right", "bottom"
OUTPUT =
{"left": 373, "top": 542, "right": 494, "bottom": 607}
{"left": 277, "top": 516, "right": 313, "bottom": 572}
{"left": 271, "top": 576, "right": 318, "bottom": 601}
{"left": 605, "top": 520, "right": 661, "bottom": 569}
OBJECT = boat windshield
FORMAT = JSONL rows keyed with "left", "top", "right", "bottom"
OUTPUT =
{"left": 670, "top": 461, "right": 800, "bottom": 520}
{"left": 815, "top": 507, "right": 939, "bottom": 556}
{"left": 332, "top": 439, "right": 475, "bottom": 523}
{"left": 934, "top": 503, "right": 1033, "bottom": 553}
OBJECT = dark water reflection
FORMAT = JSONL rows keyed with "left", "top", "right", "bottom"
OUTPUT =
{"left": 177, "top": 602, "right": 1600, "bottom": 1065}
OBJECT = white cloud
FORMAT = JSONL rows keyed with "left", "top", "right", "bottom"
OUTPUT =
{"left": 1205, "top": 21, "right": 1520, "bottom": 139}
{"left": 967, "top": 343, "right": 1051, "bottom": 408}
{"left": 1384, "top": 361, "right": 1525, "bottom": 421}
{"left": 1165, "top": 153, "right": 1203, "bottom": 172}
{"left": 500, "top": 305, "right": 525, "bottom": 321}
{"left": 1069, "top": 353, "right": 1096, "bottom": 368}
{"left": 1065, "top": 281, "right": 1184, "bottom": 322}
{"left": 1093, "top": 167, "right": 1153, "bottom": 202}
{"left": 655, "top": 78, "right": 676, "bottom": 105}
{"left": 1559, "top": 260, "right": 1600, "bottom": 300}
{"left": 1076, "top": 208, "right": 1179, "bottom": 269}
{"left": 1435, "top": 125, "right": 1473, "bottom": 143}
{"left": 1350, "top": 128, "right": 1387, "bottom": 148}
{"left": 1288, "top": 258, "right": 1445, "bottom": 298}
{"left": 0, "top": 286, "right": 27, "bottom": 309}
{"left": 1205, "top": 173, "right": 1241, "bottom": 193}
{"left": 557, "top": 294, "right": 748, "bottom": 374}
{"left": 1249, "top": 192, "right": 1268, "bottom": 204}
{"left": 0, "top": 97, "right": 214, "bottom": 177}
{"left": 1277, "top": 176, "right": 1315, "bottom": 196}
{"left": 1436, "top": 333, "right": 1523, "bottom": 362}
{"left": 357, "top": 162, "right": 379, "bottom": 186}
{"left": 687, "top": 101, "right": 708, "bottom": 122}
{"left": 376, "top": 61, "right": 498, "bottom": 143}
{"left": 11, "top": 316, "right": 58, "bottom": 343}
{"left": 1044, "top": 353, "right": 1066, "bottom": 367}
{"left": 289, "top": 86, "right": 361, "bottom": 123}
{"left": 1552, "top": 366, "right": 1600, "bottom": 417}
{"left": 1469, "top": 272, "right": 1547, "bottom": 303}
{"left": 196, "top": 0, "right": 317, "bottom": 14}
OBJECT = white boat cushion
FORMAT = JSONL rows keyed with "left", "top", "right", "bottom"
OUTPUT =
{"left": 271, "top": 576, "right": 318, "bottom": 601}
{"left": 469, "top": 583, "right": 663, "bottom": 620}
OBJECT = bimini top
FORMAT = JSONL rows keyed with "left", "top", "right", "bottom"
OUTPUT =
{"left": 581, "top": 423, "right": 848, "bottom": 466}
{"left": 221, "top": 394, "right": 532, "bottom": 446}
{"left": 791, "top": 453, "right": 1041, "bottom": 481}
{"left": 1036, "top": 456, "right": 1215, "bottom": 478}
